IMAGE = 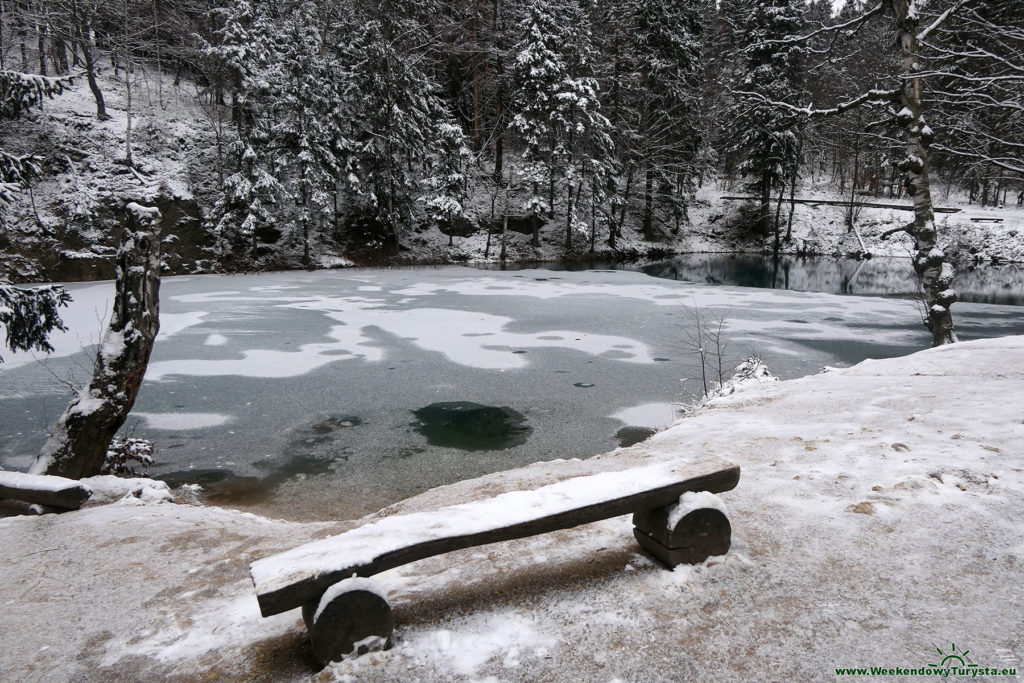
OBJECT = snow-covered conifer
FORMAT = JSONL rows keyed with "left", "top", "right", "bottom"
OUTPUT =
{"left": 202, "top": 0, "right": 283, "bottom": 261}
{"left": 336, "top": 17, "right": 464, "bottom": 254}
{"left": 511, "top": 0, "right": 614, "bottom": 249}
{"left": 273, "top": 0, "right": 338, "bottom": 266}
{"left": 726, "top": 0, "right": 806, "bottom": 236}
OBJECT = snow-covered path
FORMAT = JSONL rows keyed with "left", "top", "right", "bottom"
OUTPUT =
{"left": 1, "top": 337, "right": 1022, "bottom": 681}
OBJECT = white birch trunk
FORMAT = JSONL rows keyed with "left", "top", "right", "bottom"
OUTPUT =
{"left": 894, "top": 0, "right": 957, "bottom": 346}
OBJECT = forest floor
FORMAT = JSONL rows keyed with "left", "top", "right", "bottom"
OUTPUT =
{"left": 3, "top": 62, "right": 1023, "bottom": 284}
{"left": 2, "top": 335, "right": 1022, "bottom": 681}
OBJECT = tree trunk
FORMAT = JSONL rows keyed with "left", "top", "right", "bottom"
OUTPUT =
{"left": 758, "top": 166, "right": 772, "bottom": 236}
{"left": 642, "top": 165, "right": 655, "bottom": 240}
{"left": 548, "top": 164, "right": 556, "bottom": 220}
{"left": 75, "top": 3, "right": 109, "bottom": 121}
{"left": 124, "top": 55, "right": 134, "bottom": 166}
{"left": 564, "top": 183, "right": 574, "bottom": 250}
{"left": 785, "top": 164, "right": 797, "bottom": 243}
{"left": 847, "top": 142, "right": 860, "bottom": 231}
{"left": 618, "top": 166, "right": 633, "bottom": 230}
{"left": 471, "top": 0, "right": 481, "bottom": 154}
{"left": 15, "top": 0, "right": 29, "bottom": 70}
{"left": 500, "top": 188, "right": 510, "bottom": 260}
{"left": 530, "top": 181, "right": 540, "bottom": 247}
{"left": 31, "top": 204, "right": 162, "bottom": 479}
{"left": 772, "top": 181, "right": 785, "bottom": 254}
{"left": 894, "top": 0, "right": 956, "bottom": 346}
{"left": 38, "top": 20, "right": 48, "bottom": 75}
{"left": 302, "top": 170, "right": 311, "bottom": 267}
{"left": 492, "top": 0, "right": 504, "bottom": 183}
{"left": 52, "top": 35, "right": 69, "bottom": 74}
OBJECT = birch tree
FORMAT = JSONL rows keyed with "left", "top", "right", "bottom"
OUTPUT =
{"left": 736, "top": 0, "right": 974, "bottom": 346}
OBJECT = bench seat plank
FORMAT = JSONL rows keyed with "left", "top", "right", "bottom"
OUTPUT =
{"left": 251, "top": 457, "right": 739, "bottom": 617}
{"left": 0, "top": 471, "right": 93, "bottom": 510}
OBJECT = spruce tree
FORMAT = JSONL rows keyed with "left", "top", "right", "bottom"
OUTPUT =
{"left": 337, "top": 17, "right": 464, "bottom": 254}
{"left": 727, "top": 0, "right": 806, "bottom": 236}
{"left": 273, "top": 1, "right": 337, "bottom": 266}
{"left": 511, "top": 0, "right": 613, "bottom": 249}
{"left": 0, "top": 70, "right": 73, "bottom": 361}
{"left": 202, "top": 0, "right": 283, "bottom": 262}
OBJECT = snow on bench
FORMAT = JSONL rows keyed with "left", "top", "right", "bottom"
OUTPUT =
{"left": 0, "top": 470, "right": 93, "bottom": 511}
{"left": 250, "top": 456, "right": 740, "bottom": 664}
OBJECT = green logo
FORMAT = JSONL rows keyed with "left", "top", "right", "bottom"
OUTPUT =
{"left": 834, "top": 641, "right": 1018, "bottom": 677}
{"left": 929, "top": 642, "right": 977, "bottom": 669}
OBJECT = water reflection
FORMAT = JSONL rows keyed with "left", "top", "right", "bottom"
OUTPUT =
{"left": 639, "top": 255, "right": 1024, "bottom": 306}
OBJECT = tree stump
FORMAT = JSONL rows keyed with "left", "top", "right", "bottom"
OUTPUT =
{"left": 304, "top": 578, "right": 393, "bottom": 666}
{"left": 632, "top": 494, "right": 731, "bottom": 567}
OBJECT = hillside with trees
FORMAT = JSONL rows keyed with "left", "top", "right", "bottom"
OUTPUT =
{"left": 0, "top": 0, "right": 1020, "bottom": 283}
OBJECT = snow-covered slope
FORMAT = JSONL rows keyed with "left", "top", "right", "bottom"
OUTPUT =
{"left": 2, "top": 336, "right": 1021, "bottom": 680}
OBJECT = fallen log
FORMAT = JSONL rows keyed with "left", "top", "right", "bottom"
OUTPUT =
{"left": 720, "top": 196, "right": 961, "bottom": 214}
{"left": 0, "top": 471, "right": 92, "bottom": 510}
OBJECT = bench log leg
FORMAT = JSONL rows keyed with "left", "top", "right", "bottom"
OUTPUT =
{"left": 632, "top": 498, "right": 731, "bottom": 568}
{"left": 303, "top": 578, "right": 394, "bottom": 666}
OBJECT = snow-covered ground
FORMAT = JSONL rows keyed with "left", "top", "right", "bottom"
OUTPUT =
{"left": 2, "top": 336, "right": 1022, "bottom": 681}
{"left": 388, "top": 181, "right": 1024, "bottom": 268}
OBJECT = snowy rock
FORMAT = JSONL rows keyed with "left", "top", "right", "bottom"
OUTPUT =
{"left": 81, "top": 475, "right": 173, "bottom": 505}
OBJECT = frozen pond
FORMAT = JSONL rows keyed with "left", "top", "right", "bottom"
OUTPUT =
{"left": 3, "top": 264, "right": 1024, "bottom": 520}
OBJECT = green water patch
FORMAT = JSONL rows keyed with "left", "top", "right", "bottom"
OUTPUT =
{"left": 615, "top": 426, "right": 658, "bottom": 448}
{"left": 412, "top": 401, "right": 531, "bottom": 451}
{"left": 157, "top": 414, "right": 364, "bottom": 501}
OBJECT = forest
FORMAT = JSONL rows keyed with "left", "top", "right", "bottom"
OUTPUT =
{"left": 0, "top": 1, "right": 1021, "bottom": 296}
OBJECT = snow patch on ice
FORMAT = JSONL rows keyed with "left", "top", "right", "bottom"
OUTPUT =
{"left": 203, "top": 333, "right": 228, "bottom": 346}
{"left": 609, "top": 402, "right": 678, "bottom": 429}
{"left": 146, "top": 300, "right": 653, "bottom": 378}
{"left": 132, "top": 412, "right": 232, "bottom": 430}
{"left": 159, "top": 311, "right": 208, "bottom": 338}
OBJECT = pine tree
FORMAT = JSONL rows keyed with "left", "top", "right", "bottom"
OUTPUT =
{"left": 201, "top": 0, "right": 283, "bottom": 262}
{"left": 337, "top": 17, "right": 463, "bottom": 254}
{"left": 273, "top": 1, "right": 337, "bottom": 266}
{"left": 511, "top": 0, "right": 614, "bottom": 249}
{"left": 0, "top": 70, "right": 73, "bottom": 361}
{"left": 727, "top": 0, "right": 806, "bottom": 236}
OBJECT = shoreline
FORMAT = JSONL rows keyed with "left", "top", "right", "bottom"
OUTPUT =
{"left": 2, "top": 336, "right": 1021, "bottom": 680}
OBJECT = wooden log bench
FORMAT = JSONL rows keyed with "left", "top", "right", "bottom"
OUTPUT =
{"left": 249, "top": 456, "right": 740, "bottom": 665}
{"left": 0, "top": 470, "right": 93, "bottom": 512}
{"left": 969, "top": 217, "right": 1004, "bottom": 223}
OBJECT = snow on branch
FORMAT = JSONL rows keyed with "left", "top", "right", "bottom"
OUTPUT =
{"left": 0, "top": 284, "right": 71, "bottom": 363}
{"left": 732, "top": 88, "right": 899, "bottom": 121}
{"left": 0, "top": 70, "right": 75, "bottom": 119}
{"left": 917, "top": 0, "right": 969, "bottom": 42}
{"left": 930, "top": 143, "right": 1024, "bottom": 175}
{"left": 764, "top": 2, "right": 885, "bottom": 47}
